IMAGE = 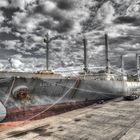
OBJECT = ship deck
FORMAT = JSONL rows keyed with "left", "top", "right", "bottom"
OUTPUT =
{"left": 1, "top": 97, "right": 140, "bottom": 140}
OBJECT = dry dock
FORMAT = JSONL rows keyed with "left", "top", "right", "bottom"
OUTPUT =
{"left": 1, "top": 98, "right": 140, "bottom": 140}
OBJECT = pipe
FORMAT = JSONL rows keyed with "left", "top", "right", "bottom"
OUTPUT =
{"left": 105, "top": 34, "right": 110, "bottom": 73}
{"left": 83, "top": 36, "right": 88, "bottom": 72}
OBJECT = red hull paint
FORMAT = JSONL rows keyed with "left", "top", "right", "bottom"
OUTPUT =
{"left": 0, "top": 101, "right": 96, "bottom": 129}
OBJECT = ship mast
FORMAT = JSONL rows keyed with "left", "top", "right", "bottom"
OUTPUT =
{"left": 136, "top": 54, "right": 140, "bottom": 81}
{"left": 83, "top": 36, "right": 88, "bottom": 72}
{"left": 121, "top": 55, "right": 124, "bottom": 73}
{"left": 105, "top": 34, "right": 110, "bottom": 74}
{"left": 44, "top": 33, "right": 50, "bottom": 70}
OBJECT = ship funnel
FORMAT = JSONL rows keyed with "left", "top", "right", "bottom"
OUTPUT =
{"left": 44, "top": 33, "right": 50, "bottom": 70}
{"left": 136, "top": 54, "right": 140, "bottom": 81}
{"left": 83, "top": 36, "right": 88, "bottom": 72}
{"left": 105, "top": 34, "right": 110, "bottom": 73}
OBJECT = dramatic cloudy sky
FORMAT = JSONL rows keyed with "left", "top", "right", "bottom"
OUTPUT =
{"left": 0, "top": 0, "right": 140, "bottom": 73}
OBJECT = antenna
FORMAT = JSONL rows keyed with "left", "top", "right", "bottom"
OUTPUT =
{"left": 83, "top": 35, "right": 88, "bottom": 72}
{"left": 105, "top": 34, "right": 110, "bottom": 74}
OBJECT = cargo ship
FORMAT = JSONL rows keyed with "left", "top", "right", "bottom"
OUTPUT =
{"left": 0, "top": 34, "right": 140, "bottom": 123}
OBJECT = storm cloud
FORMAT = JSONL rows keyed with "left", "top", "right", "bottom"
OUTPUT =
{"left": 54, "top": 0, "right": 76, "bottom": 10}
{"left": 0, "top": 0, "right": 140, "bottom": 73}
{"left": 114, "top": 16, "right": 140, "bottom": 27}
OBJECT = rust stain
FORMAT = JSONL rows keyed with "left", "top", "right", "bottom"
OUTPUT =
{"left": 0, "top": 100, "right": 95, "bottom": 129}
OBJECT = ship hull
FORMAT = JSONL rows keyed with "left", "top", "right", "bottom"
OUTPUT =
{"left": 0, "top": 76, "right": 140, "bottom": 123}
{"left": 5, "top": 100, "right": 97, "bottom": 122}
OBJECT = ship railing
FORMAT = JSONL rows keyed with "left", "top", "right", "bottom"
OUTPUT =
{"left": 109, "top": 66, "right": 127, "bottom": 76}
{"left": 54, "top": 66, "right": 127, "bottom": 73}
{"left": 54, "top": 66, "right": 106, "bottom": 75}
{"left": 79, "top": 74, "right": 125, "bottom": 81}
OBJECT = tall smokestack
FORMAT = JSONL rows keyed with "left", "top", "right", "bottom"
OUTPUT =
{"left": 105, "top": 34, "right": 110, "bottom": 73}
{"left": 121, "top": 55, "right": 124, "bottom": 73}
{"left": 83, "top": 36, "right": 88, "bottom": 72}
{"left": 136, "top": 54, "right": 140, "bottom": 81}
